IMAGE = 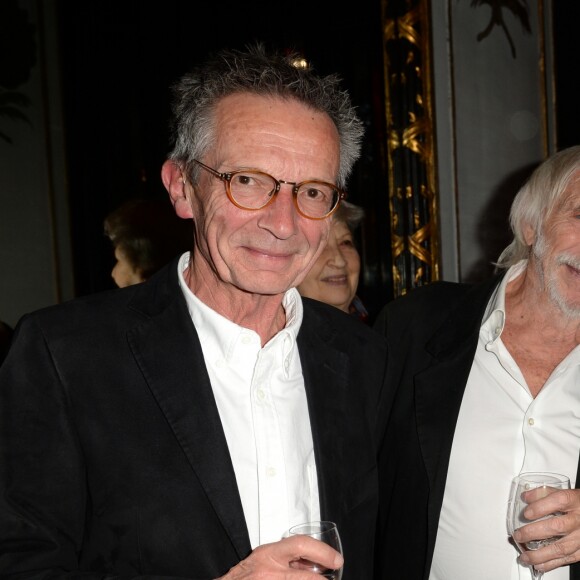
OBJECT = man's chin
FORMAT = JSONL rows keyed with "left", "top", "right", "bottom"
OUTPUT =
{"left": 235, "top": 278, "right": 294, "bottom": 297}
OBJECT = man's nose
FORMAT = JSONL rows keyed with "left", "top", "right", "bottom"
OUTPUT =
{"left": 257, "top": 184, "right": 299, "bottom": 239}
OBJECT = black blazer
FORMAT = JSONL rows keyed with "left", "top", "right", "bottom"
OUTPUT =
{"left": 0, "top": 259, "right": 388, "bottom": 579}
{"left": 373, "top": 275, "right": 580, "bottom": 580}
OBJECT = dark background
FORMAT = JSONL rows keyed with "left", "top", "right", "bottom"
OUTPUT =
{"left": 53, "top": 1, "right": 577, "bottom": 320}
{"left": 56, "top": 0, "right": 392, "bottom": 320}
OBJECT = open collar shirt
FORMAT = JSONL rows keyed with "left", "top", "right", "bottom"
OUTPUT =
{"left": 177, "top": 252, "right": 320, "bottom": 549}
{"left": 430, "top": 260, "right": 580, "bottom": 580}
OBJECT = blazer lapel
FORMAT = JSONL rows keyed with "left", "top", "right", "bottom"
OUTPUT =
{"left": 125, "top": 268, "right": 251, "bottom": 558}
{"left": 298, "top": 312, "right": 352, "bottom": 525}
{"left": 414, "top": 275, "right": 503, "bottom": 549}
{"left": 414, "top": 344, "right": 477, "bottom": 539}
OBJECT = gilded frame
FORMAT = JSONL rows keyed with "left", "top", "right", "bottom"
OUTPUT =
{"left": 380, "top": 0, "right": 440, "bottom": 297}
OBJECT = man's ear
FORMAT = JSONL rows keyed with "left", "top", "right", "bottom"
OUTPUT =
{"left": 161, "top": 160, "right": 193, "bottom": 219}
{"left": 522, "top": 222, "right": 535, "bottom": 246}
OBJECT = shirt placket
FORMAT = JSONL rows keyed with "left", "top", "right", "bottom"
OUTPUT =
{"left": 251, "top": 347, "right": 288, "bottom": 544}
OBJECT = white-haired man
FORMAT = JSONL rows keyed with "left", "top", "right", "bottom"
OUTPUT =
{"left": 375, "top": 145, "right": 580, "bottom": 580}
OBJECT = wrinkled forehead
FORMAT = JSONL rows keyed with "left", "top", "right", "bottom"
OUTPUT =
{"left": 558, "top": 169, "right": 580, "bottom": 209}
{"left": 213, "top": 92, "right": 339, "bottom": 145}
{"left": 569, "top": 168, "right": 580, "bottom": 194}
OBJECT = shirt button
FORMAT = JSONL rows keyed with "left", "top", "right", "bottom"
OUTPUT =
{"left": 256, "top": 389, "right": 265, "bottom": 400}
{"left": 267, "top": 467, "right": 277, "bottom": 477}
{"left": 528, "top": 418, "right": 535, "bottom": 426}
{"left": 241, "top": 335, "right": 252, "bottom": 345}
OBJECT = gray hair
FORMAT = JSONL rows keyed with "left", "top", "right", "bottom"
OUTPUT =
{"left": 334, "top": 200, "right": 365, "bottom": 233}
{"left": 496, "top": 145, "right": 580, "bottom": 269}
{"left": 167, "top": 43, "right": 364, "bottom": 189}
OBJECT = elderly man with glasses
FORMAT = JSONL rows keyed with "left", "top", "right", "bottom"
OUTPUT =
{"left": 0, "top": 44, "right": 389, "bottom": 579}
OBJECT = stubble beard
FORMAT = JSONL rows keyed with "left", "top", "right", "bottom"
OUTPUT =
{"left": 533, "top": 231, "right": 580, "bottom": 320}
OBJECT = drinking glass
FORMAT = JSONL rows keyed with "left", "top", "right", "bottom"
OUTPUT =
{"left": 288, "top": 520, "right": 343, "bottom": 579}
{"left": 507, "top": 472, "right": 571, "bottom": 580}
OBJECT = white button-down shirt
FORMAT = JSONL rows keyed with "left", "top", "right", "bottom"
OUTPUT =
{"left": 177, "top": 253, "right": 320, "bottom": 548}
{"left": 430, "top": 260, "right": 580, "bottom": 580}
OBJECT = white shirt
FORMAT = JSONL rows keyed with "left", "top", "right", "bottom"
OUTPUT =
{"left": 176, "top": 253, "right": 320, "bottom": 548}
{"left": 430, "top": 260, "right": 580, "bottom": 580}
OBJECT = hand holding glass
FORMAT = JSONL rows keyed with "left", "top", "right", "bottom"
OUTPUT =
{"left": 507, "top": 472, "right": 571, "bottom": 580}
{"left": 288, "top": 521, "right": 343, "bottom": 579}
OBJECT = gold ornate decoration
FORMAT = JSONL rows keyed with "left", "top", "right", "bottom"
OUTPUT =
{"left": 381, "top": 0, "right": 440, "bottom": 297}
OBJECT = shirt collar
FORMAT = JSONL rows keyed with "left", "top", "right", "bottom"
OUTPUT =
{"left": 481, "top": 259, "right": 528, "bottom": 344}
{"left": 176, "top": 252, "right": 303, "bottom": 365}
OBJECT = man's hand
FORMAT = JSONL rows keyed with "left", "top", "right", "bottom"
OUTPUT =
{"left": 216, "top": 534, "right": 343, "bottom": 579}
{"left": 513, "top": 487, "right": 580, "bottom": 572}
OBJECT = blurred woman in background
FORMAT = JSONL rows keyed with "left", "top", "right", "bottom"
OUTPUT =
{"left": 298, "top": 200, "right": 368, "bottom": 322}
{"left": 104, "top": 198, "right": 191, "bottom": 288}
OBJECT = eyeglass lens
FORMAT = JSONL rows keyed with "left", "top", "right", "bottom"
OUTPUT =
{"left": 229, "top": 171, "right": 338, "bottom": 218}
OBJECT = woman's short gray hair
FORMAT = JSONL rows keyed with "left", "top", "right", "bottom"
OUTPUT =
{"left": 167, "top": 43, "right": 364, "bottom": 189}
{"left": 496, "top": 145, "right": 580, "bottom": 269}
{"left": 334, "top": 200, "right": 365, "bottom": 233}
